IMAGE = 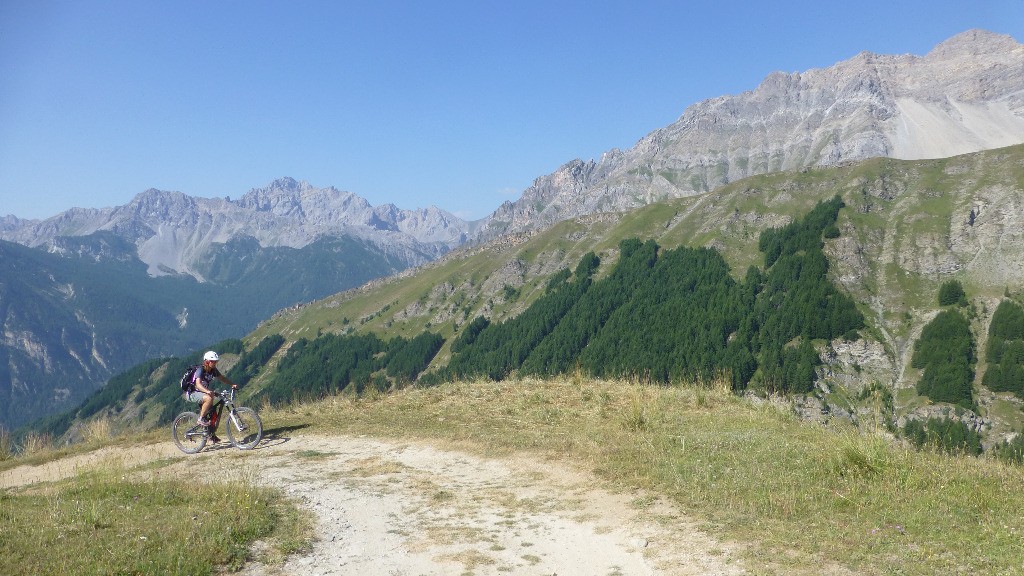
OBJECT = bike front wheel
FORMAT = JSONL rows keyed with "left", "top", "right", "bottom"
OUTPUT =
{"left": 226, "top": 407, "right": 263, "bottom": 450}
{"left": 172, "top": 411, "right": 207, "bottom": 454}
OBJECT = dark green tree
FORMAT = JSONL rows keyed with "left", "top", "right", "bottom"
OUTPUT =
{"left": 258, "top": 333, "right": 386, "bottom": 404}
{"left": 983, "top": 300, "right": 1024, "bottom": 399}
{"left": 912, "top": 310, "right": 976, "bottom": 409}
{"left": 385, "top": 332, "right": 445, "bottom": 382}
{"left": 226, "top": 334, "right": 285, "bottom": 386}
{"left": 938, "top": 280, "right": 967, "bottom": 307}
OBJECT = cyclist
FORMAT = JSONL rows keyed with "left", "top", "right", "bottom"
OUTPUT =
{"left": 185, "top": 351, "right": 240, "bottom": 443}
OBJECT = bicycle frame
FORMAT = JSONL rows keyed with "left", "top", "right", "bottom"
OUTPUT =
{"left": 205, "top": 389, "right": 250, "bottom": 435}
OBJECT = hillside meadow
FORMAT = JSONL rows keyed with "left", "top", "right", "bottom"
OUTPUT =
{"left": 3, "top": 376, "right": 1022, "bottom": 575}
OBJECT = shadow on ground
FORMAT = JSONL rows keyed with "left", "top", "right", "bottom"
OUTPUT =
{"left": 192, "top": 423, "right": 310, "bottom": 453}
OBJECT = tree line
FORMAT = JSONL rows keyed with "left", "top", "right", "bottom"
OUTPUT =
{"left": 255, "top": 331, "right": 443, "bottom": 405}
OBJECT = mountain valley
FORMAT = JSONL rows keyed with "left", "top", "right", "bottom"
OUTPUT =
{"left": 2, "top": 29, "right": 1023, "bottom": 439}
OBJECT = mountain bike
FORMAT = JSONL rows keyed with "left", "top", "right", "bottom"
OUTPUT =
{"left": 171, "top": 388, "right": 263, "bottom": 453}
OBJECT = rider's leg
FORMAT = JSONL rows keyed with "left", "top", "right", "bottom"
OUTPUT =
{"left": 198, "top": 394, "right": 214, "bottom": 421}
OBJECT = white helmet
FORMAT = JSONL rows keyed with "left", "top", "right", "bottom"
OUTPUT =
{"left": 203, "top": 351, "right": 220, "bottom": 362}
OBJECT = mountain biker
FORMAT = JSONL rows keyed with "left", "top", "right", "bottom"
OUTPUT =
{"left": 185, "top": 351, "right": 240, "bottom": 443}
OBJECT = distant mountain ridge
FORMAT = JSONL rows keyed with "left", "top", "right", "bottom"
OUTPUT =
{"left": 476, "top": 29, "right": 1024, "bottom": 241}
{"left": 1, "top": 177, "right": 475, "bottom": 280}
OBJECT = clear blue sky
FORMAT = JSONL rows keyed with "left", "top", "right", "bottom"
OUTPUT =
{"left": 2, "top": 1, "right": 1022, "bottom": 221}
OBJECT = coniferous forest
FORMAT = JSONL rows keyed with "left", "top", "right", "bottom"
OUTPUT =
{"left": 437, "top": 195, "right": 863, "bottom": 392}
{"left": 256, "top": 330, "right": 444, "bottom": 404}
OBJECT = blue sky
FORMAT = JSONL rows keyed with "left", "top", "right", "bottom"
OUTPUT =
{"left": 2, "top": 1, "right": 1022, "bottom": 221}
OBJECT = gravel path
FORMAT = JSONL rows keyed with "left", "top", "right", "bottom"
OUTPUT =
{"left": 2, "top": 433, "right": 747, "bottom": 575}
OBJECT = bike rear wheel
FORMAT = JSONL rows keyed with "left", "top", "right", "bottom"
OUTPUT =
{"left": 226, "top": 407, "right": 263, "bottom": 450}
{"left": 172, "top": 411, "right": 208, "bottom": 454}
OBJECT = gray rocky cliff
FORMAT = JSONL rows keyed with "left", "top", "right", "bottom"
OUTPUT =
{"left": 475, "top": 29, "right": 1024, "bottom": 242}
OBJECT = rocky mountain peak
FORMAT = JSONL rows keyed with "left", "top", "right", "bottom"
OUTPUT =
{"left": 0, "top": 214, "right": 24, "bottom": 227}
{"left": 236, "top": 178, "right": 368, "bottom": 221}
{"left": 125, "top": 188, "right": 197, "bottom": 214}
{"left": 927, "top": 29, "right": 1021, "bottom": 58}
{"left": 266, "top": 176, "right": 304, "bottom": 191}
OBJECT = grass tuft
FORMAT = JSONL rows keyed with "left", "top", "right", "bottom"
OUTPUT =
{"left": 0, "top": 428, "right": 12, "bottom": 461}
{"left": 829, "top": 431, "right": 892, "bottom": 478}
{"left": 80, "top": 417, "right": 113, "bottom": 444}
{"left": 18, "top": 432, "right": 54, "bottom": 457}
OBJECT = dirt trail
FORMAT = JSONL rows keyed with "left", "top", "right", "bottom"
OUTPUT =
{"left": 1, "top": 433, "right": 746, "bottom": 575}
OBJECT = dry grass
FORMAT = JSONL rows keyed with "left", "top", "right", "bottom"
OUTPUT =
{"left": 17, "top": 432, "right": 54, "bottom": 457}
{"left": 267, "top": 376, "right": 1024, "bottom": 575}
{"left": 80, "top": 416, "right": 113, "bottom": 444}
{"left": 0, "top": 428, "right": 12, "bottom": 461}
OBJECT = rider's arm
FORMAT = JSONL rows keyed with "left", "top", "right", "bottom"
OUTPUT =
{"left": 217, "top": 373, "right": 239, "bottom": 389}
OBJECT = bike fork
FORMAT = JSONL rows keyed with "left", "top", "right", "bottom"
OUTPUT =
{"left": 229, "top": 411, "right": 247, "bottom": 432}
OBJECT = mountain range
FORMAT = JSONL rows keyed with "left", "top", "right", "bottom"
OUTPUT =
{"left": 1, "top": 177, "right": 473, "bottom": 279}
{"left": 1, "top": 28, "right": 1022, "bottom": 431}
